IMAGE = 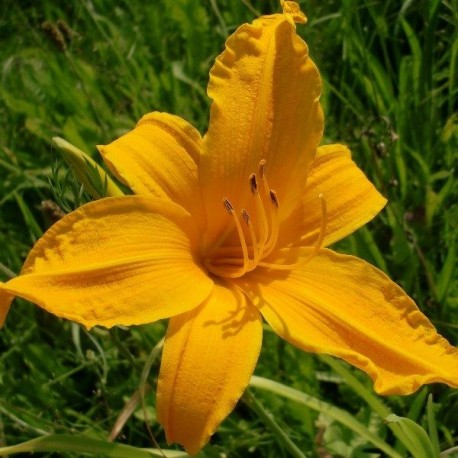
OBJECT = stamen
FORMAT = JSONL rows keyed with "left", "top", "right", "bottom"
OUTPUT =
{"left": 250, "top": 173, "right": 269, "bottom": 250}
{"left": 256, "top": 159, "right": 279, "bottom": 257}
{"left": 223, "top": 197, "right": 234, "bottom": 214}
{"left": 205, "top": 200, "right": 252, "bottom": 278}
{"left": 241, "top": 209, "right": 250, "bottom": 225}
{"left": 204, "top": 199, "right": 236, "bottom": 257}
{"left": 269, "top": 190, "right": 279, "bottom": 208}
{"left": 262, "top": 188, "right": 280, "bottom": 256}
{"left": 205, "top": 161, "right": 287, "bottom": 278}
{"left": 223, "top": 198, "right": 249, "bottom": 274}
{"left": 258, "top": 193, "right": 328, "bottom": 270}
{"left": 242, "top": 209, "right": 260, "bottom": 266}
{"left": 249, "top": 173, "right": 258, "bottom": 193}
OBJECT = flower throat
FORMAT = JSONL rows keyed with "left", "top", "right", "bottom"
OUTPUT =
{"left": 204, "top": 160, "right": 327, "bottom": 279}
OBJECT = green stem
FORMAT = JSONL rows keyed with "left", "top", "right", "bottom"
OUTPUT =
{"left": 243, "top": 390, "right": 307, "bottom": 458}
{"left": 440, "top": 446, "right": 458, "bottom": 457}
{"left": 138, "top": 338, "right": 164, "bottom": 450}
{"left": 109, "top": 328, "right": 137, "bottom": 369}
{"left": 0, "top": 263, "right": 16, "bottom": 279}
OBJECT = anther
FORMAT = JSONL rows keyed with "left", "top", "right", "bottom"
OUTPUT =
{"left": 242, "top": 209, "right": 250, "bottom": 225}
{"left": 249, "top": 173, "right": 258, "bottom": 193}
{"left": 269, "top": 190, "right": 279, "bottom": 207}
{"left": 223, "top": 197, "right": 234, "bottom": 214}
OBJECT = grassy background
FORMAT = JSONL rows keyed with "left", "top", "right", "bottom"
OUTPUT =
{"left": 0, "top": 0, "right": 457, "bottom": 456}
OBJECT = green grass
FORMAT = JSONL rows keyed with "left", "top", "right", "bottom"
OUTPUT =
{"left": 1, "top": 0, "right": 457, "bottom": 456}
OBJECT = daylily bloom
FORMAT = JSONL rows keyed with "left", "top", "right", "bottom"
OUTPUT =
{"left": 1, "top": 1, "right": 457, "bottom": 454}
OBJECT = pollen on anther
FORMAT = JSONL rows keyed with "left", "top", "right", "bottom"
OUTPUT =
{"left": 270, "top": 190, "right": 279, "bottom": 207}
{"left": 249, "top": 173, "right": 258, "bottom": 193}
{"left": 223, "top": 197, "right": 234, "bottom": 214}
{"left": 242, "top": 209, "right": 250, "bottom": 225}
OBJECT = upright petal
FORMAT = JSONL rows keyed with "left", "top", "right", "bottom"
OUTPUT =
{"left": 157, "top": 283, "right": 263, "bottom": 454}
{"left": 238, "top": 249, "right": 458, "bottom": 395}
{"left": 98, "top": 112, "right": 204, "bottom": 221}
{"left": 0, "top": 197, "right": 213, "bottom": 329}
{"left": 201, "top": 5, "right": 323, "bottom": 243}
{"left": 277, "top": 144, "right": 387, "bottom": 248}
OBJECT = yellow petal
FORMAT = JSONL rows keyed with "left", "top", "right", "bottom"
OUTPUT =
{"left": 157, "top": 283, "right": 262, "bottom": 454}
{"left": 238, "top": 249, "right": 458, "bottom": 395}
{"left": 98, "top": 112, "right": 203, "bottom": 220}
{"left": 0, "top": 196, "right": 213, "bottom": 329}
{"left": 281, "top": 0, "right": 307, "bottom": 23}
{"left": 0, "top": 287, "right": 13, "bottom": 327}
{"left": 277, "top": 144, "right": 387, "bottom": 248}
{"left": 201, "top": 6, "right": 323, "bottom": 243}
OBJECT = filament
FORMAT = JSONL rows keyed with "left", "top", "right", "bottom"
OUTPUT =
{"left": 204, "top": 160, "right": 291, "bottom": 278}
{"left": 250, "top": 173, "right": 269, "bottom": 249}
{"left": 262, "top": 190, "right": 280, "bottom": 256}
{"left": 258, "top": 193, "right": 327, "bottom": 271}
{"left": 242, "top": 209, "right": 260, "bottom": 266}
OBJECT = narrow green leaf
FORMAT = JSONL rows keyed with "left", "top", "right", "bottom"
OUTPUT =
{"left": 427, "top": 395, "right": 440, "bottom": 458}
{"left": 440, "top": 446, "right": 458, "bottom": 457}
{"left": 400, "top": 19, "right": 422, "bottom": 105}
{"left": 249, "top": 376, "right": 402, "bottom": 458}
{"left": 319, "top": 355, "right": 424, "bottom": 455}
{"left": 357, "top": 226, "right": 388, "bottom": 273}
{"left": 243, "top": 390, "right": 307, "bottom": 458}
{"left": 436, "top": 237, "right": 456, "bottom": 302}
{"left": 14, "top": 192, "right": 42, "bottom": 241}
{"left": 0, "top": 434, "right": 188, "bottom": 457}
{"left": 448, "top": 40, "right": 457, "bottom": 118}
{"left": 385, "top": 414, "right": 438, "bottom": 458}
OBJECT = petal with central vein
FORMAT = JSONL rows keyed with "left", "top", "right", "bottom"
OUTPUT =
{"left": 201, "top": 12, "right": 323, "bottom": 244}
{"left": 237, "top": 249, "right": 458, "bottom": 395}
{"left": 98, "top": 112, "right": 204, "bottom": 222}
{"left": 277, "top": 144, "right": 387, "bottom": 248}
{"left": 0, "top": 196, "right": 213, "bottom": 329}
{"left": 157, "top": 283, "right": 262, "bottom": 455}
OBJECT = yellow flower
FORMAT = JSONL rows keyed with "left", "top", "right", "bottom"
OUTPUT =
{"left": 1, "top": 1, "right": 457, "bottom": 454}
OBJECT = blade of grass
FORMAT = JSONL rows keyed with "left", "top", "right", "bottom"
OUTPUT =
{"left": 318, "top": 355, "right": 431, "bottom": 456}
{"left": 427, "top": 395, "right": 440, "bottom": 457}
{"left": 243, "top": 390, "right": 308, "bottom": 458}
{"left": 0, "top": 434, "right": 188, "bottom": 457}
{"left": 249, "top": 375, "right": 402, "bottom": 458}
{"left": 436, "top": 237, "right": 456, "bottom": 302}
{"left": 13, "top": 192, "right": 42, "bottom": 241}
{"left": 385, "top": 414, "right": 438, "bottom": 458}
